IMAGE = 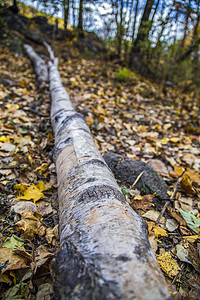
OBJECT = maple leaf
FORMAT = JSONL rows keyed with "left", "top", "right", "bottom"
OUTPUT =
{"left": 18, "top": 182, "right": 45, "bottom": 203}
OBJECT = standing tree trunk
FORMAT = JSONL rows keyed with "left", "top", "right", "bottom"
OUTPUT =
{"left": 78, "top": 0, "right": 84, "bottom": 36}
{"left": 132, "top": 0, "right": 139, "bottom": 41}
{"left": 25, "top": 44, "right": 171, "bottom": 300}
{"left": 63, "top": 0, "right": 70, "bottom": 30}
{"left": 129, "top": 0, "right": 154, "bottom": 69}
{"left": 177, "top": 0, "right": 200, "bottom": 62}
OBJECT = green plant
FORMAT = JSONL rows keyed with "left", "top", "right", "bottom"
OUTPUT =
{"left": 115, "top": 67, "right": 139, "bottom": 82}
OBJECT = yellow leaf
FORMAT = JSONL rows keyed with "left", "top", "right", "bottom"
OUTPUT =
{"left": 138, "top": 125, "right": 147, "bottom": 132}
{"left": 34, "top": 163, "right": 49, "bottom": 175}
{"left": 19, "top": 184, "right": 44, "bottom": 203}
{"left": 183, "top": 235, "right": 199, "bottom": 242}
{"left": 27, "top": 154, "right": 33, "bottom": 165}
{"left": 86, "top": 115, "right": 94, "bottom": 126}
{"left": 36, "top": 181, "right": 45, "bottom": 192}
{"left": 156, "top": 252, "right": 180, "bottom": 277}
{"left": 96, "top": 104, "right": 105, "bottom": 115}
{"left": 0, "top": 136, "right": 10, "bottom": 142}
{"left": 174, "top": 166, "right": 185, "bottom": 177}
{"left": 185, "top": 169, "right": 200, "bottom": 184}
{"left": 163, "top": 123, "right": 171, "bottom": 130}
{"left": 14, "top": 183, "right": 27, "bottom": 193}
{"left": 161, "top": 137, "right": 168, "bottom": 145}
{"left": 153, "top": 226, "right": 168, "bottom": 238}
{"left": 170, "top": 137, "right": 180, "bottom": 143}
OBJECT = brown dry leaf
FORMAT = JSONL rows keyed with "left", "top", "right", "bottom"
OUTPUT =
{"left": 142, "top": 210, "right": 165, "bottom": 223}
{"left": 182, "top": 153, "right": 196, "bottom": 165}
{"left": 45, "top": 227, "right": 55, "bottom": 244}
{"left": 0, "top": 247, "right": 28, "bottom": 275}
{"left": 131, "top": 194, "right": 154, "bottom": 211}
{"left": 16, "top": 212, "right": 46, "bottom": 239}
{"left": 188, "top": 242, "right": 200, "bottom": 273}
{"left": 35, "top": 245, "right": 54, "bottom": 261}
{"left": 156, "top": 252, "right": 181, "bottom": 278}
{"left": 148, "top": 235, "right": 158, "bottom": 253}
{"left": 148, "top": 159, "right": 170, "bottom": 177}
{"left": 0, "top": 142, "right": 16, "bottom": 152}
{"left": 165, "top": 219, "right": 179, "bottom": 232}
{"left": 36, "top": 201, "right": 53, "bottom": 217}
{"left": 180, "top": 174, "right": 196, "bottom": 195}
{"left": 168, "top": 207, "right": 187, "bottom": 226}
{"left": 185, "top": 168, "right": 200, "bottom": 184}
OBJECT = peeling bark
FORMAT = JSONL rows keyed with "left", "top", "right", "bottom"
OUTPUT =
{"left": 26, "top": 44, "right": 172, "bottom": 300}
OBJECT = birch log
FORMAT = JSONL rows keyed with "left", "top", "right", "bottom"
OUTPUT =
{"left": 26, "top": 44, "right": 172, "bottom": 300}
{"left": 24, "top": 44, "right": 48, "bottom": 84}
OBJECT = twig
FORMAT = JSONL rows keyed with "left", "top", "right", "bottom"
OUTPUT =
{"left": 130, "top": 171, "right": 144, "bottom": 189}
{"left": 155, "top": 177, "right": 182, "bottom": 224}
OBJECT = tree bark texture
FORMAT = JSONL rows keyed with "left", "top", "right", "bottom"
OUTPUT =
{"left": 26, "top": 44, "right": 172, "bottom": 300}
{"left": 24, "top": 44, "right": 48, "bottom": 84}
{"left": 130, "top": 0, "right": 154, "bottom": 69}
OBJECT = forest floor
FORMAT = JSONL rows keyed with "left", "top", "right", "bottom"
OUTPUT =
{"left": 0, "top": 42, "right": 200, "bottom": 299}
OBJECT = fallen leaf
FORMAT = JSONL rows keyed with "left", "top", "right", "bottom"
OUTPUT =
{"left": 148, "top": 235, "right": 158, "bottom": 253}
{"left": 183, "top": 235, "right": 199, "bottom": 242}
{"left": 0, "top": 247, "right": 28, "bottom": 274}
{"left": 3, "top": 235, "right": 24, "bottom": 250}
{"left": 153, "top": 226, "right": 168, "bottom": 238}
{"left": 180, "top": 209, "right": 200, "bottom": 234}
{"left": 11, "top": 201, "right": 37, "bottom": 215}
{"left": 166, "top": 219, "right": 179, "bottom": 232}
{"left": 176, "top": 244, "right": 191, "bottom": 264}
{"left": 148, "top": 159, "right": 169, "bottom": 177}
{"left": 0, "top": 142, "right": 15, "bottom": 152}
{"left": 156, "top": 252, "right": 181, "bottom": 277}
{"left": 19, "top": 182, "right": 45, "bottom": 203}
{"left": 3, "top": 282, "right": 27, "bottom": 299}
{"left": 16, "top": 212, "right": 46, "bottom": 239}
{"left": 143, "top": 210, "right": 165, "bottom": 223}
{"left": 34, "top": 163, "right": 49, "bottom": 175}
{"left": 182, "top": 153, "right": 196, "bottom": 165}
{"left": 36, "top": 201, "right": 53, "bottom": 217}
{"left": 131, "top": 194, "right": 154, "bottom": 211}
{"left": 174, "top": 166, "right": 185, "bottom": 177}
{"left": 36, "top": 283, "right": 53, "bottom": 299}
{"left": 180, "top": 174, "right": 196, "bottom": 195}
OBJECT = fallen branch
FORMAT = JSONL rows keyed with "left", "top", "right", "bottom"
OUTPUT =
{"left": 26, "top": 44, "right": 171, "bottom": 300}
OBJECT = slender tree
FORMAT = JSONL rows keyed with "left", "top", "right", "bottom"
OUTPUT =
{"left": 63, "top": 0, "right": 70, "bottom": 30}
{"left": 78, "top": 0, "right": 84, "bottom": 35}
{"left": 132, "top": 0, "right": 139, "bottom": 41}
{"left": 129, "top": 0, "right": 155, "bottom": 69}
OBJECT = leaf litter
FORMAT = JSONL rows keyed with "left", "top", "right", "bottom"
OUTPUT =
{"left": 0, "top": 41, "right": 200, "bottom": 299}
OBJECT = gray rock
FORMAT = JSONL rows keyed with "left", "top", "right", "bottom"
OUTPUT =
{"left": 103, "top": 152, "right": 169, "bottom": 200}
{"left": 25, "top": 31, "right": 46, "bottom": 44}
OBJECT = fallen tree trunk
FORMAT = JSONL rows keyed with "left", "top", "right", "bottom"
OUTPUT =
{"left": 24, "top": 44, "right": 48, "bottom": 84}
{"left": 26, "top": 44, "right": 172, "bottom": 300}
